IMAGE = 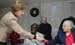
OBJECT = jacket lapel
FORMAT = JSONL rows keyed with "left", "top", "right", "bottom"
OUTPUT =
{"left": 72, "top": 30, "right": 75, "bottom": 42}
{"left": 59, "top": 30, "right": 66, "bottom": 44}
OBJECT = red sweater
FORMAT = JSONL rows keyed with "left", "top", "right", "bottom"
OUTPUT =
{"left": 66, "top": 32, "right": 74, "bottom": 45}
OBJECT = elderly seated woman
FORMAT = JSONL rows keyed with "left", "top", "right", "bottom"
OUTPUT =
{"left": 49, "top": 20, "right": 75, "bottom": 45}
{"left": 31, "top": 23, "right": 48, "bottom": 45}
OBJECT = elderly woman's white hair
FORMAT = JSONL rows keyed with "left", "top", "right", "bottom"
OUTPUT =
{"left": 63, "top": 20, "right": 74, "bottom": 28}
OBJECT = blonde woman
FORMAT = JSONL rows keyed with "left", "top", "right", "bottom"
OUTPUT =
{"left": 0, "top": 0, "right": 43, "bottom": 45}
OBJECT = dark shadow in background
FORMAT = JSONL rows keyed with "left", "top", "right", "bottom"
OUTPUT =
{"left": 59, "top": 16, "right": 75, "bottom": 30}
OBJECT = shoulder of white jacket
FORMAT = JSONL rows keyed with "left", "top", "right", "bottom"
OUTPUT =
{"left": 3, "top": 11, "right": 17, "bottom": 20}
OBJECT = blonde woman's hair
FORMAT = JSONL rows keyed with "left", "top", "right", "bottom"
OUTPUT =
{"left": 11, "top": 0, "right": 26, "bottom": 13}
